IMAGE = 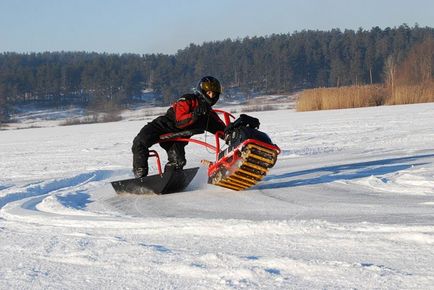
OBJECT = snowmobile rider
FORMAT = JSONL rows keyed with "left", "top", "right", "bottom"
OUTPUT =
{"left": 131, "top": 76, "right": 226, "bottom": 178}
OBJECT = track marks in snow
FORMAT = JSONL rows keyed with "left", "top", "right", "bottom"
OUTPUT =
{"left": 0, "top": 170, "right": 115, "bottom": 225}
{"left": 0, "top": 170, "right": 113, "bottom": 210}
{"left": 138, "top": 243, "right": 172, "bottom": 253}
{"left": 1, "top": 214, "right": 434, "bottom": 289}
{"left": 0, "top": 184, "right": 13, "bottom": 191}
{"left": 155, "top": 249, "right": 415, "bottom": 289}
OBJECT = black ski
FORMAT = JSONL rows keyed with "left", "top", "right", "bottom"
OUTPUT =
{"left": 111, "top": 167, "right": 199, "bottom": 195}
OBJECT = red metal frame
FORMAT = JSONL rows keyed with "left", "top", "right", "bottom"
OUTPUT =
{"left": 148, "top": 109, "right": 280, "bottom": 176}
{"left": 149, "top": 150, "right": 163, "bottom": 175}
{"left": 212, "top": 109, "right": 235, "bottom": 126}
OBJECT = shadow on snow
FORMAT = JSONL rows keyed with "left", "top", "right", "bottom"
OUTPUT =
{"left": 257, "top": 154, "right": 434, "bottom": 190}
{"left": 57, "top": 190, "right": 92, "bottom": 209}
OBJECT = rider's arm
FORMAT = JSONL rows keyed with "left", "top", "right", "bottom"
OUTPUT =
{"left": 206, "top": 111, "right": 226, "bottom": 137}
{"left": 171, "top": 97, "right": 197, "bottom": 129}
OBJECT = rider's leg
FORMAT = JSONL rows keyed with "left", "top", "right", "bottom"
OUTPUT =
{"left": 160, "top": 141, "right": 187, "bottom": 171}
{"left": 131, "top": 123, "right": 161, "bottom": 178}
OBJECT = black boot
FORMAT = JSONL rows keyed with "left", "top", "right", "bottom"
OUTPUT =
{"left": 133, "top": 166, "right": 148, "bottom": 178}
{"left": 164, "top": 143, "right": 186, "bottom": 172}
{"left": 164, "top": 161, "right": 186, "bottom": 172}
{"left": 132, "top": 136, "right": 150, "bottom": 178}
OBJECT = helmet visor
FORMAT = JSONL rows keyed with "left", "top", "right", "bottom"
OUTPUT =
{"left": 201, "top": 81, "right": 221, "bottom": 94}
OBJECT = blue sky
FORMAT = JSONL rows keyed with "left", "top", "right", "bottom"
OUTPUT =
{"left": 1, "top": 0, "right": 433, "bottom": 55}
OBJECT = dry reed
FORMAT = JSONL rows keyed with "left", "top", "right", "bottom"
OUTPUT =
{"left": 386, "top": 82, "right": 434, "bottom": 105}
{"left": 296, "top": 85, "right": 387, "bottom": 111}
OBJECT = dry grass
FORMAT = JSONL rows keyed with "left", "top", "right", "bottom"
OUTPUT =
{"left": 296, "top": 85, "right": 387, "bottom": 111}
{"left": 240, "top": 104, "right": 280, "bottom": 112}
{"left": 61, "top": 112, "right": 122, "bottom": 126}
{"left": 386, "top": 82, "right": 434, "bottom": 105}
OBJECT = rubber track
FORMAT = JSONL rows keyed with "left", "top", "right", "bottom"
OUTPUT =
{"left": 211, "top": 143, "right": 279, "bottom": 191}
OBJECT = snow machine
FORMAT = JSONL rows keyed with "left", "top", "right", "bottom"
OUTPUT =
{"left": 206, "top": 113, "right": 280, "bottom": 191}
{"left": 111, "top": 110, "right": 280, "bottom": 195}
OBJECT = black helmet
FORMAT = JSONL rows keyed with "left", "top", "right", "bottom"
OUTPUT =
{"left": 196, "top": 76, "right": 221, "bottom": 106}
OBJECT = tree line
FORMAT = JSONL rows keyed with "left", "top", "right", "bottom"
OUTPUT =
{"left": 0, "top": 24, "right": 433, "bottom": 122}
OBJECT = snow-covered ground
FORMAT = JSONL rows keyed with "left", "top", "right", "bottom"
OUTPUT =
{"left": 1, "top": 103, "right": 434, "bottom": 289}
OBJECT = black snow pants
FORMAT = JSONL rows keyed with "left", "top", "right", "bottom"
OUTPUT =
{"left": 131, "top": 116, "right": 187, "bottom": 172}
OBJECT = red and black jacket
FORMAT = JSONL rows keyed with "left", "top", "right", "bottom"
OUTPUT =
{"left": 165, "top": 93, "right": 226, "bottom": 134}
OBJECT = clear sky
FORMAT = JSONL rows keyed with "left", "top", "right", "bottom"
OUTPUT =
{"left": 1, "top": 0, "right": 433, "bottom": 55}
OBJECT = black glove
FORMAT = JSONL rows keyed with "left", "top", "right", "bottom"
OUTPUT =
{"left": 224, "top": 122, "right": 234, "bottom": 135}
{"left": 223, "top": 122, "right": 235, "bottom": 144}
{"left": 192, "top": 100, "right": 209, "bottom": 118}
{"left": 224, "top": 114, "right": 260, "bottom": 135}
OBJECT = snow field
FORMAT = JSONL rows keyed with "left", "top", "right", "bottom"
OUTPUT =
{"left": 1, "top": 102, "right": 434, "bottom": 289}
